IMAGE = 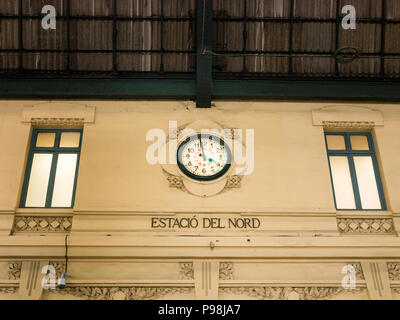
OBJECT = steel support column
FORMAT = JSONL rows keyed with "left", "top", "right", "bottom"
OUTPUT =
{"left": 196, "top": 0, "right": 213, "bottom": 108}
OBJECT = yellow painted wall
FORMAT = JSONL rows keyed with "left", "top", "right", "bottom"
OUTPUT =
{"left": 0, "top": 100, "right": 399, "bottom": 300}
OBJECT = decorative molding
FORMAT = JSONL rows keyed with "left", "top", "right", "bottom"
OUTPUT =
{"left": 31, "top": 117, "right": 85, "bottom": 127}
{"left": 161, "top": 121, "right": 247, "bottom": 198}
{"left": 18, "top": 260, "right": 48, "bottom": 299}
{"left": 165, "top": 171, "right": 242, "bottom": 196}
{"left": 8, "top": 262, "right": 22, "bottom": 280}
{"left": 337, "top": 218, "right": 394, "bottom": 234}
{"left": 219, "top": 262, "right": 234, "bottom": 280}
{"left": 312, "top": 106, "right": 384, "bottom": 127}
{"left": 49, "top": 261, "right": 66, "bottom": 279}
{"left": 322, "top": 121, "right": 375, "bottom": 129}
{"left": 225, "top": 176, "right": 242, "bottom": 189}
{"left": 223, "top": 128, "right": 240, "bottom": 141}
{"left": 387, "top": 263, "right": 400, "bottom": 281}
{"left": 13, "top": 216, "right": 72, "bottom": 233}
{"left": 349, "top": 263, "right": 365, "bottom": 280}
{"left": 220, "top": 286, "right": 366, "bottom": 300}
{"left": 54, "top": 287, "right": 193, "bottom": 300}
{"left": 391, "top": 288, "right": 400, "bottom": 295}
{"left": 165, "top": 172, "right": 186, "bottom": 191}
{"left": 163, "top": 169, "right": 242, "bottom": 198}
{"left": 194, "top": 261, "right": 219, "bottom": 299}
{"left": 173, "top": 125, "right": 239, "bottom": 142}
{"left": 179, "top": 263, "right": 194, "bottom": 280}
{"left": 22, "top": 103, "right": 95, "bottom": 124}
{"left": 361, "top": 261, "right": 392, "bottom": 299}
{"left": 0, "top": 287, "right": 18, "bottom": 295}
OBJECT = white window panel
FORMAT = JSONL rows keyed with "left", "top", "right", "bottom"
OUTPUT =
{"left": 353, "top": 156, "right": 381, "bottom": 210}
{"left": 25, "top": 153, "right": 53, "bottom": 207}
{"left": 329, "top": 156, "right": 356, "bottom": 210}
{"left": 51, "top": 154, "right": 78, "bottom": 207}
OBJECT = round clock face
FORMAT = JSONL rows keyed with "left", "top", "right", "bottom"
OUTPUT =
{"left": 177, "top": 134, "right": 232, "bottom": 181}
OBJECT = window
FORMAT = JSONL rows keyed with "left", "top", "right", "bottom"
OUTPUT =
{"left": 20, "top": 129, "right": 82, "bottom": 208}
{"left": 325, "top": 132, "right": 386, "bottom": 211}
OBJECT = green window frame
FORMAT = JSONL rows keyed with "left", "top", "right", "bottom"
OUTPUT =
{"left": 325, "top": 132, "right": 386, "bottom": 211}
{"left": 20, "top": 129, "right": 82, "bottom": 208}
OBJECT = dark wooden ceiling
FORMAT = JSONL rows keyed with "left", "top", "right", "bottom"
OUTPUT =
{"left": 0, "top": 0, "right": 399, "bottom": 79}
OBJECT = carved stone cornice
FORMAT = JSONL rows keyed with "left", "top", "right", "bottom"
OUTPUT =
{"left": 388, "top": 263, "right": 400, "bottom": 281}
{"left": 323, "top": 121, "right": 375, "bottom": 129}
{"left": 179, "top": 263, "right": 194, "bottom": 280}
{"left": 8, "top": 262, "right": 22, "bottom": 280}
{"left": 219, "top": 262, "right": 234, "bottom": 280}
{"left": 13, "top": 216, "right": 72, "bottom": 233}
{"left": 54, "top": 287, "right": 193, "bottom": 300}
{"left": 337, "top": 218, "right": 394, "bottom": 234}
{"left": 220, "top": 286, "right": 366, "bottom": 300}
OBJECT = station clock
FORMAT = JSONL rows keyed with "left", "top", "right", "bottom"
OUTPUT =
{"left": 177, "top": 134, "right": 232, "bottom": 181}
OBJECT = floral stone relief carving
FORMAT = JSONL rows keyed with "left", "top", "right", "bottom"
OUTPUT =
{"left": 8, "top": 262, "right": 22, "bottom": 280}
{"left": 179, "top": 263, "right": 194, "bottom": 280}
{"left": 53, "top": 287, "right": 193, "bottom": 300}
{"left": 387, "top": 262, "right": 400, "bottom": 281}
{"left": 219, "top": 262, "right": 234, "bottom": 280}
{"left": 220, "top": 286, "right": 366, "bottom": 300}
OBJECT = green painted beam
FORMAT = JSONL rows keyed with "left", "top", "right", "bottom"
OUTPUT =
{"left": 0, "top": 78, "right": 399, "bottom": 101}
{"left": 0, "top": 78, "right": 196, "bottom": 99}
{"left": 196, "top": 0, "right": 213, "bottom": 108}
{"left": 213, "top": 79, "right": 400, "bottom": 101}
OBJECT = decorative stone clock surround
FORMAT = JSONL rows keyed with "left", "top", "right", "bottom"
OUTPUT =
{"left": 161, "top": 120, "right": 249, "bottom": 198}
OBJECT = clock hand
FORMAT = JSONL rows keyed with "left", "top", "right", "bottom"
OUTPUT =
{"left": 199, "top": 136, "right": 207, "bottom": 161}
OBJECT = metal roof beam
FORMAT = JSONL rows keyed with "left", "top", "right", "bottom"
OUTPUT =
{"left": 196, "top": 0, "right": 213, "bottom": 108}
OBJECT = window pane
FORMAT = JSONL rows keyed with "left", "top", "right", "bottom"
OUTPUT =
{"left": 350, "top": 135, "right": 369, "bottom": 151}
{"left": 25, "top": 153, "right": 53, "bottom": 207}
{"left": 60, "top": 132, "right": 81, "bottom": 148}
{"left": 326, "top": 135, "right": 346, "bottom": 150}
{"left": 36, "top": 132, "right": 56, "bottom": 147}
{"left": 329, "top": 156, "right": 356, "bottom": 209}
{"left": 51, "top": 154, "right": 78, "bottom": 207}
{"left": 353, "top": 156, "right": 381, "bottom": 209}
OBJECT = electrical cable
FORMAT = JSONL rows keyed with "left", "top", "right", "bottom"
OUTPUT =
{"left": 64, "top": 234, "right": 69, "bottom": 275}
